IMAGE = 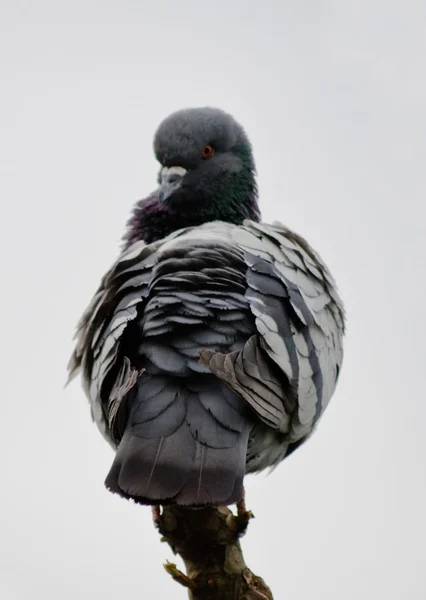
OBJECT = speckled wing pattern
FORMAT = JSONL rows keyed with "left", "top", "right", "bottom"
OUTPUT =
{"left": 68, "top": 220, "right": 344, "bottom": 477}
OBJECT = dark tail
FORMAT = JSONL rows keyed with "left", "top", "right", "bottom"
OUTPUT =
{"left": 105, "top": 375, "right": 253, "bottom": 506}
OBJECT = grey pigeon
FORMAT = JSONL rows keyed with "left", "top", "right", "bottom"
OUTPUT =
{"left": 68, "top": 107, "right": 345, "bottom": 507}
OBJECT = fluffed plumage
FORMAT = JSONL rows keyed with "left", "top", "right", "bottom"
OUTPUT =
{"left": 68, "top": 107, "right": 345, "bottom": 507}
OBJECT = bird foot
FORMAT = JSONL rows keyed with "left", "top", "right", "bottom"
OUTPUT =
{"left": 152, "top": 505, "right": 170, "bottom": 544}
{"left": 151, "top": 505, "right": 162, "bottom": 528}
{"left": 227, "top": 493, "right": 254, "bottom": 535}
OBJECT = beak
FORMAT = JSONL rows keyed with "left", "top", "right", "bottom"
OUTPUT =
{"left": 158, "top": 166, "right": 187, "bottom": 202}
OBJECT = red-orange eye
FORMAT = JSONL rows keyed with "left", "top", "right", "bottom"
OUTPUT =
{"left": 201, "top": 144, "right": 215, "bottom": 159}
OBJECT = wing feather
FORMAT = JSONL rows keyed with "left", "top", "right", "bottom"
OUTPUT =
{"left": 240, "top": 220, "right": 344, "bottom": 441}
{"left": 67, "top": 239, "right": 168, "bottom": 444}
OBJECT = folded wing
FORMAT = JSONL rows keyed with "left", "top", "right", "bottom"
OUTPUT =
{"left": 200, "top": 220, "right": 345, "bottom": 445}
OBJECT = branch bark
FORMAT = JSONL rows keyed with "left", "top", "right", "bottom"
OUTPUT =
{"left": 153, "top": 501, "right": 274, "bottom": 599}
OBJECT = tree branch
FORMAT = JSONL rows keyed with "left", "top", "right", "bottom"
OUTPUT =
{"left": 152, "top": 498, "right": 274, "bottom": 599}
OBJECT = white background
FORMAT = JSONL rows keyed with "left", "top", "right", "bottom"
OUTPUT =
{"left": 1, "top": 1, "right": 426, "bottom": 598}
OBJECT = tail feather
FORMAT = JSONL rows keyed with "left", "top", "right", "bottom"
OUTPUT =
{"left": 174, "top": 428, "right": 250, "bottom": 505}
{"left": 106, "top": 425, "right": 196, "bottom": 502}
{"left": 105, "top": 375, "right": 253, "bottom": 506}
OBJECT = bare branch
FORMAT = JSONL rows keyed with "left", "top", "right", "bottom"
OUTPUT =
{"left": 153, "top": 500, "right": 274, "bottom": 600}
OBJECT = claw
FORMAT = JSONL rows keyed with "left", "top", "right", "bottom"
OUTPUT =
{"left": 227, "top": 489, "right": 254, "bottom": 535}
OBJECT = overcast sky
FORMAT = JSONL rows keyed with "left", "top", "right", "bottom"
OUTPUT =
{"left": 1, "top": 1, "right": 426, "bottom": 598}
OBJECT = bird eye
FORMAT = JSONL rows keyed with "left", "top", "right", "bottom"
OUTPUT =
{"left": 201, "top": 144, "right": 215, "bottom": 159}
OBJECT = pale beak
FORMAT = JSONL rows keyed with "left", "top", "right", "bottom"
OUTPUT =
{"left": 158, "top": 166, "right": 187, "bottom": 202}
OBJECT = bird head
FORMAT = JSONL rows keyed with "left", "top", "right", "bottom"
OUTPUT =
{"left": 124, "top": 107, "right": 260, "bottom": 246}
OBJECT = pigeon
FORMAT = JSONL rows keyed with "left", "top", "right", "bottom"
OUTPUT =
{"left": 68, "top": 107, "right": 345, "bottom": 507}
